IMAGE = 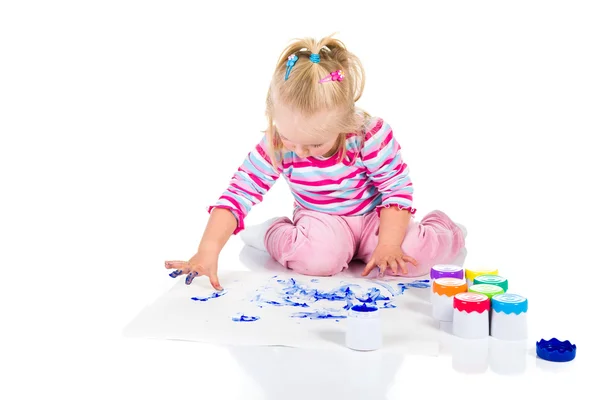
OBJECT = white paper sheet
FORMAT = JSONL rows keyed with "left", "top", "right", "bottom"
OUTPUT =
{"left": 123, "top": 270, "right": 441, "bottom": 355}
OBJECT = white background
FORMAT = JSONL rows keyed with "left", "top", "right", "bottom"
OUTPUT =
{"left": 1, "top": 1, "right": 598, "bottom": 398}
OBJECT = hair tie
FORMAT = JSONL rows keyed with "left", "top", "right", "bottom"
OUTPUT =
{"left": 309, "top": 53, "right": 320, "bottom": 63}
{"left": 319, "top": 70, "right": 344, "bottom": 83}
{"left": 285, "top": 54, "right": 298, "bottom": 81}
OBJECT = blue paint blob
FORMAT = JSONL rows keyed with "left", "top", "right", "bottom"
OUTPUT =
{"left": 191, "top": 290, "right": 227, "bottom": 302}
{"left": 351, "top": 304, "right": 378, "bottom": 312}
{"left": 232, "top": 314, "right": 260, "bottom": 322}
{"left": 310, "top": 279, "right": 319, "bottom": 283}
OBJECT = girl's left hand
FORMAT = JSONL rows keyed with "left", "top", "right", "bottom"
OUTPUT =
{"left": 362, "top": 244, "right": 418, "bottom": 277}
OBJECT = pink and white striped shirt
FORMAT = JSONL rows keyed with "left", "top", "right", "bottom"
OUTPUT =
{"left": 210, "top": 117, "right": 415, "bottom": 234}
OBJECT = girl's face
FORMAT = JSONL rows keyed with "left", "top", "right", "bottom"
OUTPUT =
{"left": 273, "top": 104, "right": 341, "bottom": 158}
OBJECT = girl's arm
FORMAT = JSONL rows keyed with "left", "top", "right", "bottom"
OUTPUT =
{"left": 361, "top": 118, "right": 416, "bottom": 215}
{"left": 208, "top": 135, "right": 281, "bottom": 235}
{"left": 377, "top": 206, "right": 412, "bottom": 247}
{"left": 361, "top": 118, "right": 418, "bottom": 275}
{"left": 164, "top": 137, "right": 281, "bottom": 290}
{"left": 197, "top": 207, "right": 238, "bottom": 253}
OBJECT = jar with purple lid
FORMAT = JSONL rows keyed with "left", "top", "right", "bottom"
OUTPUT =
{"left": 429, "top": 264, "right": 464, "bottom": 302}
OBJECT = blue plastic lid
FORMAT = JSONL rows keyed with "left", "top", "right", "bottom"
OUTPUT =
{"left": 536, "top": 338, "right": 577, "bottom": 362}
{"left": 491, "top": 293, "right": 528, "bottom": 315}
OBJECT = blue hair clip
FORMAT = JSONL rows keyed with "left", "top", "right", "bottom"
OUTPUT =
{"left": 309, "top": 53, "right": 320, "bottom": 63}
{"left": 285, "top": 54, "right": 298, "bottom": 81}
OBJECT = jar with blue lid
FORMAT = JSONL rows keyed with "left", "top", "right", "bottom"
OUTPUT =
{"left": 491, "top": 294, "right": 528, "bottom": 340}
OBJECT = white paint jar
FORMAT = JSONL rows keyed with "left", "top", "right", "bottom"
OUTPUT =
{"left": 345, "top": 304, "right": 382, "bottom": 351}
{"left": 465, "top": 267, "right": 498, "bottom": 288}
{"left": 452, "top": 292, "right": 491, "bottom": 339}
{"left": 490, "top": 294, "right": 528, "bottom": 341}
{"left": 431, "top": 278, "right": 467, "bottom": 321}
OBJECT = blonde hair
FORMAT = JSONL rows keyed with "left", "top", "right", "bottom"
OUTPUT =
{"left": 265, "top": 34, "right": 369, "bottom": 165}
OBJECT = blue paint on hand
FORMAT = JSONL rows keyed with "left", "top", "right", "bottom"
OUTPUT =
{"left": 169, "top": 269, "right": 183, "bottom": 278}
{"left": 310, "top": 279, "right": 319, "bottom": 283}
{"left": 232, "top": 314, "right": 260, "bottom": 322}
{"left": 185, "top": 271, "right": 198, "bottom": 285}
{"left": 191, "top": 290, "right": 227, "bottom": 302}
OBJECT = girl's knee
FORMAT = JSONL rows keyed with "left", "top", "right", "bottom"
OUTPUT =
{"left": 271, "top": 211, "right": 353, "bottom": 276}
{"left": 288, "top": 256, "right": 347, "bottom": 276}
{"left": 287, "top": 237, "right": 349, "bottom": 276}
{"left": 287, "top": 234, "right": 350, "bottom": 276}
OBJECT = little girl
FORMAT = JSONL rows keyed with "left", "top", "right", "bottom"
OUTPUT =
{"left": 165, "top": 36, "right": 466, "bottom": 290}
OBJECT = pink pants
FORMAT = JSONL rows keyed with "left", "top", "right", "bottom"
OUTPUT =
{"left": 264, "top": 209, "right": 465, "bottom": 277}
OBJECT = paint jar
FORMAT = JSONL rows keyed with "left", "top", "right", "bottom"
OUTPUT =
{"left": 468, "top": 284, "right": 505, "bottom": 299}
{"left": 431, "top": 264, "right": 464, "bottom": 281}
{"left": 473, "top": 275, "right": 508, "bottom": 292}
{"left": 490, "top": 294, "right": 528, "bottom": 341}
{"left": 345, "top": 304, "right": 382, "bottom": 351}
{"left": 431, "top": 278, "right": 467, "bottom": 321}
{"left": 429, "top": 264, "right": 464, "bottom": 301}
{"left": 465, "top": 267, "right": 498, "bottom": 287}
{"left": 452, "top": 292, "right": 490, "bottom": 339}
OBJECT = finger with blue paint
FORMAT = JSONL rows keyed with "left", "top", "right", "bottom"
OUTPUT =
{"left": 185, "top": 271, "right": 198, "bottom": 285}
{"left": 165, "top": 260, "right": 191, "bottom": 277}
{"left": 169, "top": 269, "right": 183, "bottom": 278}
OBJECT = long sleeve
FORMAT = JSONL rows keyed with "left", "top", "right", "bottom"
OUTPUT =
{"left": 361, "top": 118, "right": 416, "bottom": 214}
{"left": 208, "top": 136, "right": 281, "bottom": 234}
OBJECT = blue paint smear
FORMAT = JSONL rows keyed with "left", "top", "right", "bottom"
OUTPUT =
{"left": 252, "top": 294, "right": 309, "bottom": 308}
{"left": 382, "top": 301, "right": 397, "bottom": 309}
{"left": 251, "top": 276, "right": 429, "bottom": 320}
{"left": 190, "top": 290, "right": 227, "bottom": 302}
{"left": 291, "top": 310, "right": 348, "bottom": 320}
{"left": 278, "top": 278, "right": 360, "bottom": 303}
{"left": 373, "top": 281, "right": 401, "bottom": 296}
{"left": 407, "top": 279, "right": 431, "bottom": 288}
{"left": 232, "top": 314, "right": 260, "bottom": 322}
{"left": 356, "top": 287, "right": 390, "bottom": 303}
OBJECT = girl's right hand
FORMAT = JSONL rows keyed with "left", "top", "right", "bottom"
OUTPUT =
{"left": 165, "top": 248, "right": 223, "bottom": 291}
